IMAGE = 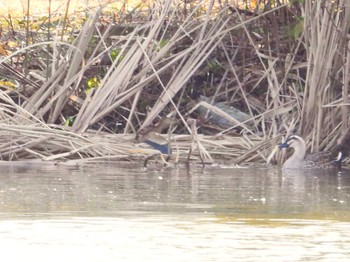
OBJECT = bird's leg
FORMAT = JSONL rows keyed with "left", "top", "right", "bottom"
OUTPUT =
{"left": 143, "top": 154, "right": 153, "bottom": 167}
{"left": 143, "top": 153, "right": 160, "bottom": 167}
{"left": 160, "top": 153, "right": 171, "bottom": 167}
{"left": 143, "top": 152, "right": 170, "bottom": 168}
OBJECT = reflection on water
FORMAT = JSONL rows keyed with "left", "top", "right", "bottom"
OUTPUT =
{"left": 0, "top": 163, "right": 350, "bottom": 261}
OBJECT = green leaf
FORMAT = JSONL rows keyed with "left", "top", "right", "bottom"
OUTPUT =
{"left": 65, "top": 116, "right": 75, "bottom": 126}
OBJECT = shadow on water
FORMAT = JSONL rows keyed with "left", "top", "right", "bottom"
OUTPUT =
{"left": 0, "top": 163, "right": 349, "bottom": 220}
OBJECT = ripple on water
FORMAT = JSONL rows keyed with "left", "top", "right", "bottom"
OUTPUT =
{"left": 0, "top": 164, "right": 350, "bottom": 261}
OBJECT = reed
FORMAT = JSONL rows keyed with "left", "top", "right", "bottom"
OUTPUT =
{"left": 300, "top": 0, "right": 350, "bottom": 151}
{"left": 0, "top": 0, "right": 349, "bottom": 166}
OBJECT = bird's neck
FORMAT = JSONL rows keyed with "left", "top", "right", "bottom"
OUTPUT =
{"left": 290, "top": 142, "right": 307, "bottom": 161}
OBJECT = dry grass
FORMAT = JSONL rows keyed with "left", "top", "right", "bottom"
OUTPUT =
{"left": 0, "top": 122, "right": 277, "bottom": 165}
{"left": 0, "top": 0, "right": 349, "bottom": 166}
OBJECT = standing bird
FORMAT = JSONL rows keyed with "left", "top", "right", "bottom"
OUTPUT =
{"left": 278, "top": 135, "right": 342, "bottom": 170}
{"left": 137, "top": 118, "right": 177, "bottom": 166}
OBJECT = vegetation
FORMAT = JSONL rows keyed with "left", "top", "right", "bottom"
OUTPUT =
{"left": 0, "top": 0, "right": 349, "bottom": 166}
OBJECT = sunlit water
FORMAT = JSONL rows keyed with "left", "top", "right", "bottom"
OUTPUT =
{"left": 1, "top": 163, "right": 350, "bottom": 261}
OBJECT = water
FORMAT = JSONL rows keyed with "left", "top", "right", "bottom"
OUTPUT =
{"left": 0, "top": 163, "right": 350, "bottom": 261}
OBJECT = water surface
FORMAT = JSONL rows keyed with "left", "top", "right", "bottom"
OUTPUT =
{"left": 0, "top": 163, "right": 350, "bottom": 261}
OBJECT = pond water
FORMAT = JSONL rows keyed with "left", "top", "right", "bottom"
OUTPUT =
{"left": 0, "top": 163, "right": 350, "bottom": 261}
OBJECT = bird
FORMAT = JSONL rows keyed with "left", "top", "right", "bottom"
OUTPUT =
{"left": 278, "top": 135, "right": 342, "bottom": 170}
{"left": 335, "top": 127, "right": 350, "bottom": 161}
{"left": 136, "top": 117, "right": 177, "bottom": 166}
